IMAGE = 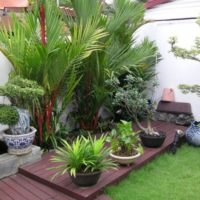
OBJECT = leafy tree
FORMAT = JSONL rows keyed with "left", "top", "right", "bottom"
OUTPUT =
{"left": 169, "top": 19, "right": 200, "bottom": 97}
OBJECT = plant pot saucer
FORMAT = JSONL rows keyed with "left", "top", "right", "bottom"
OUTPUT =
{"left": 140, "top": 131, "right": 166, "bottom": 148}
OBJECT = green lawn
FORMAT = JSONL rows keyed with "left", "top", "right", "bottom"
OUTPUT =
{"left": 106, "top": 145, "right": 200, "bottom": 200}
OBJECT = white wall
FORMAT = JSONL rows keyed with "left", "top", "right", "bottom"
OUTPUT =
{"left": 135, "top": 20, "right": 200, "bottom": 120}
{"left": 0, "top": 52, "right": 12, "bottom": 102}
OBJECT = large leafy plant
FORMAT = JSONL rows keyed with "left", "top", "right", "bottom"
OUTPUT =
{"left": 66, "top": 0, "right": 159, "bottom": 130}
{"left": 50, "top": 135, "right": 117, "bottom": 178}
{"left": 0, "top": 0, "right": 107, "bottom": 144}
{"left": 107, "top": 120, "right": 143, "bottom": 156}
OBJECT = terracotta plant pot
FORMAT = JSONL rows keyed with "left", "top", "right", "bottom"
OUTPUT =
{"left": 110, "top": 150, "right": 141, "bottom": 165}
{"left": 70, "top": 171, "right": 101, "bottom": 187}
{"left": 140, "top": 131, "right": 166, "bottom": 148}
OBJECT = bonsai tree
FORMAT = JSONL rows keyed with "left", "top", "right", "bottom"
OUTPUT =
{"left": 50, "top": 135, "right": 117, "bottom": 186}
{"left": 0, "top": 76, "right": 44, "bottom": 135}
{"left": 0, "top": 77, "right": 44, "bottom": 154}
{"left": 0, "top": 76, "right": 44, "bottom": 110}
{"left": 169, "top": 18, "right": 200, "bottom": 97}
{"left": 111, "top": 74, "right": 159, "bottom": 136}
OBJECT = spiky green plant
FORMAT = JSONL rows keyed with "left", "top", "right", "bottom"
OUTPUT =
{"left": 50, "top": 135, "right": 117, "bottom": 178}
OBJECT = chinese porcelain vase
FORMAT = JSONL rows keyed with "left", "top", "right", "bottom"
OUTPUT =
{"left": 3, "top": 127, "right": 36, "bottom": 155}
{"left": 186, "top": 121, "right": 200, "bottom": 146}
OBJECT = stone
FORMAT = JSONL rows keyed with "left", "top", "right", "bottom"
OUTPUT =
{"left": 153, "top": 111, "right": 194, "bottom": 126}
{"left": 0, "top": 145, "right": 42, "bottom": 179}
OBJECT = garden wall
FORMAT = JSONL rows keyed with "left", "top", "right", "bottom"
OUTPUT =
{"left": 0, "top": 52, "right": 12, "bottom": 102}
{"left": 135, "top": 19, "right": 200, "bottom": 120}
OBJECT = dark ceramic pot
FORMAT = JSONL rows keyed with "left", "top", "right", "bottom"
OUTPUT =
{"left": 140, "top": 131, "right": 166, "bottom": 148}
{"left": 70, "top": 171, "right": 101, "bottom": 187}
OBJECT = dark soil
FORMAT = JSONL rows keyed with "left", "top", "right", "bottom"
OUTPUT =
{"left": 0, "top": 141, "right": 8, "bottom": 154}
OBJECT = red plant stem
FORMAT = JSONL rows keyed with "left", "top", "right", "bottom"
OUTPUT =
{"left": 39, "top": 4, "right": 46, "bottom": 45}
{"left": 45, "top": 92, "right": 57, "bottom": 134}
{"left": 35, "top": 111, "right": 44, "bottom": 144}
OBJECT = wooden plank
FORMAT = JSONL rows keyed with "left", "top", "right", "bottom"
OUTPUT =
{"left": 0, "top": 181, "right": 27, "bottom": 200}
{"left": 9, "top": 175, "right": 51, "bottom": 200}
{"left": 0, "top": 189, "right": 13, "bottom": 200}
{"left": 3, "top": 178, "right": 40, "bottom": 200}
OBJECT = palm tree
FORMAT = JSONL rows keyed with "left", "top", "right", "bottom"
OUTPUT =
{"left": 66, "top": 0, "right": 160, "bottom": 130}
{"left": 0, "top": 0, "right": 107, "bottom": 143}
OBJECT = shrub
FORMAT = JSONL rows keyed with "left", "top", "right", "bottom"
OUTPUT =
{"left": 0, "top": 105, "right": 19, "bottom": 125}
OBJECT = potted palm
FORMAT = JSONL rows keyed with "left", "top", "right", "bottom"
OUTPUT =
{"left": 107, "top": 120, "right": 143, "bottom": 165}
{"left": 50, "top": 135, "right": 117, "bottom": 187}
{"left": 0, "top": 76, "right": 44, "bottom": 155}
{"left": 112, "top": 74, "right": 166, "bottom": 148}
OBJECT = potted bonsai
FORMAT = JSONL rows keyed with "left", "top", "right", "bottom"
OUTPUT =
{"left": 0, "top": 104, "right": 19, "bottom": 154}
{"left": 0, "top": 76, "right": 44, "bottom": 155}
{"left": 107, "top": 120, "right": 143, "bottom": 165}
{"left": 112, "top": 74, "right": 166, "bottom": 148}
{"left": 50, "top": 135, "right": 117, "bottom": 187}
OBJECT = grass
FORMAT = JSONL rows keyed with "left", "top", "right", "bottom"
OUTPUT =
{"left": 106, "top": 145, "right": 200, "bottom": 200}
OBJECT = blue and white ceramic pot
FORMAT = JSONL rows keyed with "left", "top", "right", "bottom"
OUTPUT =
{"left": 10, "top": 108, "right": 30, "bottom": 135}
{"left": 186, "top": 121, "right": 200, "bottom": 146}
{"left": 3, "top": 127, "right": 36, "bottom": 155}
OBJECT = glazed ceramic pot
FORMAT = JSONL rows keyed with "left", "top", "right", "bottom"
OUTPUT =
{"left": 70, "top": 171, "right": 101, "bottom": 187}
{"left": 186, "top": 121, "right": 200, "bottom": 146}
{"left": 109, "top": 150, "right": 141, "bottom": 165}
{"left": 10, "top": 108, "right": 30, "bottom": 135}
{"left": 3, "top": 127, "right": 36, "bottom": 155}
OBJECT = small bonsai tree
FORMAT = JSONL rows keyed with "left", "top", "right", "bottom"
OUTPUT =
{"left": 0, "top": 104, "right": 19, "bottom": 126}
{"left": 0, "top": 76, "right": 45, "bottom": 110}
{"left": 169, "top": 18, "right": 200, "bottom": 97}
{"left": 111, "top": 74, "right": 159, "bottom": 136}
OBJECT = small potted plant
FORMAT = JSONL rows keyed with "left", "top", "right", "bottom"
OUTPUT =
{"left": 107, "top": 120, "right": 143, "bottom": 165}
{"left": 112, "top": 75, "right": 166, "bottom": 148}
{"left": 0, "top": 76, "right": 44, "bottom": 155}
{"left": 50, "top": 134, "right": 117, "bottom": 187}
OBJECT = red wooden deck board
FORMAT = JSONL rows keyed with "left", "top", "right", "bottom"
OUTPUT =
{"left": 0, "top": 174, "right": 75, "bottom": 200}
{"left": 0, "top": 189, "right": 13, "bottom": 200}
{"left": 19, "top": 121, "right": 187, "bottom": 200}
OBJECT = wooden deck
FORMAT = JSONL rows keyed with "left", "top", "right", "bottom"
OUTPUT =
{"left": 18, "top": 121, "right": 187, "bottom": 200}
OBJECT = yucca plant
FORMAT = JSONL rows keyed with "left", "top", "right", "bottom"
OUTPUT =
{"left": 51, "top": 135, "right": 116, "bottom": 176}
{"left": 50, "top": 135, "right": 117, "bottom": 186}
